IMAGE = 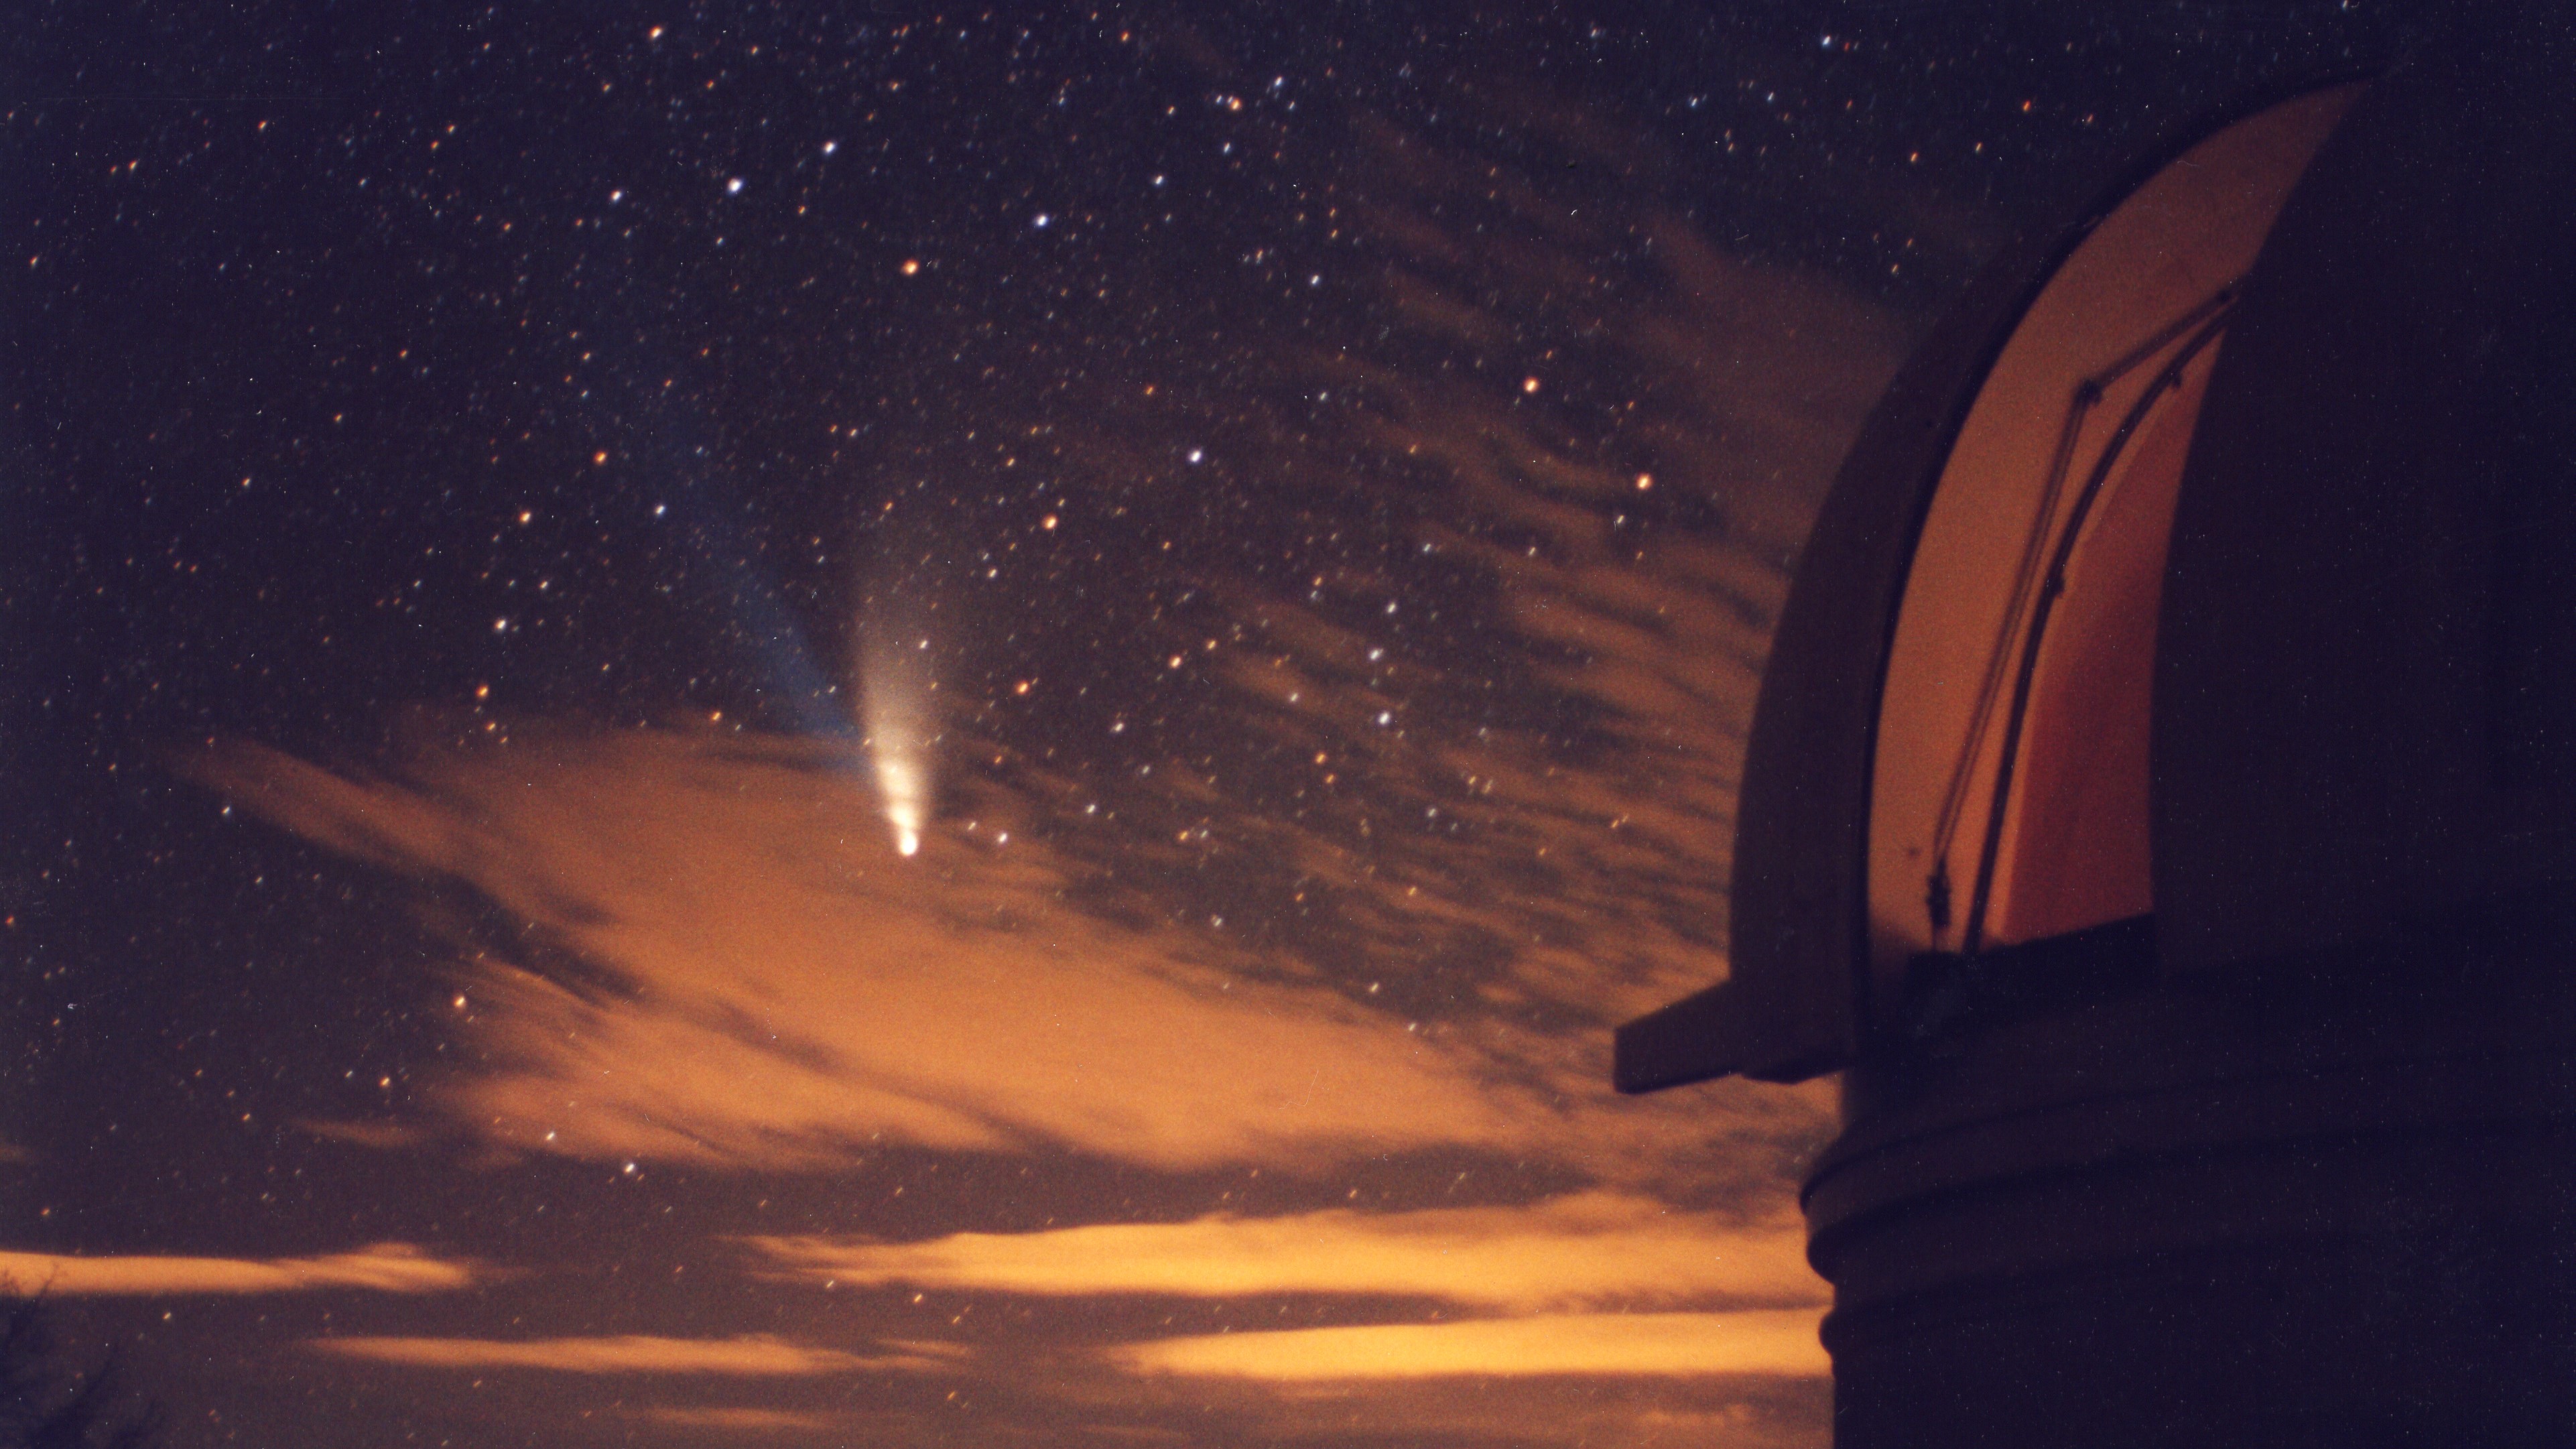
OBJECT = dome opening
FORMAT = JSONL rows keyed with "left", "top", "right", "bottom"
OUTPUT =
{"left": 1866, "top": 85, "right": 2360, "bottom": 989}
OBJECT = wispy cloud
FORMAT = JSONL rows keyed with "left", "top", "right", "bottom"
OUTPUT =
{"left": 190, "top": 732, "right": 1531, "bottom": 1174}
{"left": 748, "top": 1191, "right": 1820, "bottom": 1311}
{"left": 0, "top": 1243, "right": 481, "bottom": 1297}
{"left": 1108, "top": 1310, "right": 1827, "bottom": 1379}
{"left": 306, "top": 1334, "right": 962, "bottom": 1377}
{"left": 627, "top": 1405, "right": 843, "bottom": 1433}
{"left": 185, "top": 715, "right": 1837, "bottom": 1202}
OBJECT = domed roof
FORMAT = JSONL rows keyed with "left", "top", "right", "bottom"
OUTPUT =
{"left": 1620, "top": 23, "right": 2576, "bottom": 1092}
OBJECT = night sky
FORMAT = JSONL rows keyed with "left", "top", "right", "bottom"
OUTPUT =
{"left": 8, "top": 5, "right": 2414, "bottom": 1446}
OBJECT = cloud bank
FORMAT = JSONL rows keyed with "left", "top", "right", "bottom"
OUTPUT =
{"left": 0, "top": 1243, "right": 480, "bottom": 1297}
{"left": 306, "top": 1334, "right": 963, "bottom": 1377}
{"left": 749, "top": 1191, "right": 1820, "bottom": 1311}
{"left": 1110, "top": 1310, "right": 1827, "bottom": 1379}
{"left": 191, "top": 731, "right": 1531, "bottom": 1174}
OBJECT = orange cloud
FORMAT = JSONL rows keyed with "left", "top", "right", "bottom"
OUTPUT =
{"left": 188, "top": 731, "right": 1532, "bottom": 1174}
{"left": 0, "top": 1242, "right": 480, "bottom": 1297}
{"left": 306, "top": 1334, "right": 962, "bottom": 1376}
{"left": 748, "top": 1192, "right": 1820, "bottom": 1310}
{"left": 629, "top": 1406, "right": 842, "bottom": 1433}
{"left": 183, "top": 722, "right": 1844, "bottom": 1204}
{"left": 1108, "top": 1310, "right": 1827, "bottom": 1379}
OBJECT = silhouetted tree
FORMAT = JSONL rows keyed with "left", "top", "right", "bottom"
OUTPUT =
{"left": 0, "top": 1296, "right": 159, "bottom": 1449}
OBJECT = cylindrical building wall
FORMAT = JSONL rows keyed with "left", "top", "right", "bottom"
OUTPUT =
{"left": 1807, "top": 909, "right": 2576, "bottom": 1445}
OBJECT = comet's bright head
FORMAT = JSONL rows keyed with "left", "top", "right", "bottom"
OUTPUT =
{"left": 875, "top": 744, "right": 927, "bottom": 858}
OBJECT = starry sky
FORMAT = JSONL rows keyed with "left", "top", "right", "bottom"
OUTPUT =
{"left": 7, "top": 5, "right": 2414, "bottom": 1446}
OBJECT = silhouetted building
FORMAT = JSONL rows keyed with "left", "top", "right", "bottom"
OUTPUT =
{"left": 1618, "top": 19, "right": 2576, "bottom": 1446}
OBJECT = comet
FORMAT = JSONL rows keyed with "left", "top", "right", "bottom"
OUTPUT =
{"left": 859, "top": 618, "right": 936, "bottom": 859}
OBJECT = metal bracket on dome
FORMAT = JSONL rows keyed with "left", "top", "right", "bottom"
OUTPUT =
{"left": 1618, "top": 985, "right": 1741, "bottom": 1088}
{"left": 1614, "top": 981, "right": 1840, "bottom": 1093}
{"left": 1613, "top": 983, "right": 1740, "bottom": 1094}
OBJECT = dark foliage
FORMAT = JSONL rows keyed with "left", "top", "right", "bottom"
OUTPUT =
{"left": 0, "top": 1300, "right": 160, "bottom": 1449}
